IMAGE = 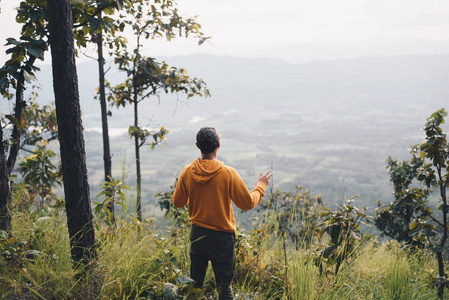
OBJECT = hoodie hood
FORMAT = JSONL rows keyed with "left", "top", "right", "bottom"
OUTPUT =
{"left": 191, "top": 158, "right": 224, "bottom": 184}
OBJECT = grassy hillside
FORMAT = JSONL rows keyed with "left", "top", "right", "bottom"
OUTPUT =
{"left": 0, "top": 204, "right": 442, "bottom": 299}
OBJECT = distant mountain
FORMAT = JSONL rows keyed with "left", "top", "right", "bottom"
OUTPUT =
{"left": 257, "top": 38, "right": 449, "bottom": 64}
{"left": 3, "top": 53, "right": 449, "bottom": 212}
{"left": 26, "top": 53, "right": 449, "bottom": 127}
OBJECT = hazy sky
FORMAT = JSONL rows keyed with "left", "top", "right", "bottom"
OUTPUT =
{"left": 1, "top": 0, "right": 449, "bottom": 64}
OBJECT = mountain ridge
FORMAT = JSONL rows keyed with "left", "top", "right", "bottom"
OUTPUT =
{"left": 2, "top": 52, "right": 449, "bottom": 208}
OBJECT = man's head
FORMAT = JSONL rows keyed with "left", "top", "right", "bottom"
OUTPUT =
{"left": 196, "top": 127, "right": 220, "bottom": 154}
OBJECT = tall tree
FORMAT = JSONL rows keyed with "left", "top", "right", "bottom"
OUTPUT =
{"left": 375, "top": 109, "right": 449, "bottom": 298}
{"left": 96, "top": 25, "right": 116, "bottom": 224}
{"left": 72, "top": 0, "right": 126, "bottom": 226}
{"left": 46, "top": 0, "right": 96, "bottom": 269}
{"left": 0, "top": 0, "right": 47, "bottom": 232}
{"left": 109, "top": 0, "right": 210, "bottom": 221}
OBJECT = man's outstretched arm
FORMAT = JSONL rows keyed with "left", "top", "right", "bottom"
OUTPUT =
{"left": 231, "top": 170, "right": 273, "bottom": 210}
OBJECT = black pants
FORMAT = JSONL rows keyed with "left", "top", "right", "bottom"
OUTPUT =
{"left": 190, "top": 224, "right": 236, "bottom": 300}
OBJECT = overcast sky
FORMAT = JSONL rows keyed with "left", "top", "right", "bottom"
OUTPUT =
{"left": 1, "top": 0, "right": 449, "bottom": 65}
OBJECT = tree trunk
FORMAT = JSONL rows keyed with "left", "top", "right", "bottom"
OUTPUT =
{"left": 437, "top": 166, "right": 447, "bottom": 299}
{"left": 7, "top": 69, "right": 26, "bottom": 175}
{"left": 134, "top": 84, "right": 142, "bottom": 222}
{"left": 0, "top": 69, "right": 26, "bottom": 232}
{"left": 96, "top": 28, "right": 115, "bottom": 226}
{"left": 47, "top": 0, "right": 96, "bottom": 270}
{"left": 0, "top": 126, "right": 11, "bottom": 233}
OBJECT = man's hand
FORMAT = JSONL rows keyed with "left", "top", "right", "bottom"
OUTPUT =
{"left": 258, "top": 170, "right": 273, "bottom": 185}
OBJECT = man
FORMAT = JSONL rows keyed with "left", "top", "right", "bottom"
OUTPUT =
{"left": 173, "top": 127, "right": 273, "bottom": 300}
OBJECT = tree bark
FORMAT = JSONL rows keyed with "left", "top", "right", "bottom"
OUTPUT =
{"left": 47, "top": 0, "right": 96, "bottom": 269}
{"left": 436, "top": 164, "right": 447, "bottom": 299}
{"left": 0, "top": 68, "right": 26, "bottom": 232}
{"left": 7, "top": 69, "right": 26, "bottom": 175}
{"left": 134, "top": 83, "right": 142, "bottom": 222}
{"left": 0, "top": 125, "right": 11, "bottom": 233}
{"left": 96, "top": 28, "right": 115, "bottom": 225}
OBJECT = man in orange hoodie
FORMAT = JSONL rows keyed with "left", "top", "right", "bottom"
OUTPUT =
{"left": 173, "top": 127, "right": 272, "bottom": 300}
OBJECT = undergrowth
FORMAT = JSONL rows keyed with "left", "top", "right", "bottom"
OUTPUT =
{"left": 0, "top": 204, "right": 442, "bottom": 299}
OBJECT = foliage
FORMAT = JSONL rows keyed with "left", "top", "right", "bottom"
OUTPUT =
{"left": 116, "top": 0, "right": 209, "bottom": 45}
{"left": 156, "top": 178, "right": 189, "bottom": 228}
{"left": 0, "top": 0, "right": 48, "bottom": 98}
{"left": 71, "top": 0, "right": 126, "bottom": 50}
{"left": 109, "top": 56, "right": 211, "bottom": 106}
{"left": 21, "top": 100, "right": 58, "bottom": 149}
{"left": 0, "top": 0, "right": 51, "bottom": 233}
{"left": 1, "top": 97, "right": 58, "bottom": 159}
{"left": 375, "top": 145, "right": 428, "bottom": 245}
{"left": 375, "top": 108, "right": 449, "bottom": 298}
{"left": 94, "top": 176, "right": 131, "bottom": 227}
{"left": 10, "top": 182, "right": 33, "bottom": 212}
{"left": 0, "top": 196, "right": 442, "bottom": 299}
{"left": 0, "top": 229, "right": 41, "bottom": 269}
{"left": 234, "top": 219, "right": 284, "bottom": 297}
{"left": 156, "top": 179, "right": 191, "bottom": 254}
{"left": 71, "top": 0, "right": 135, "bottom": 229}
{"left": 104, "top": 0, "right": 210, "bottom": 222}
{"left": 17, "top": 140, "right": 62, "bottom": 208}
{"left": 259, "top": 186, "right": 322, "bottom": 249}
{"left": 107, "top": 0, "right": 211, "bottom": 109}
{"left": 129, "top": 124, "right": 169, "bottom": 149}
{"left": 351, "top": 242, "right": 437, "bottom": 300}
{"left": 94, "top": 215, "right": 200, "bottom": 299}
{"left": 315, "top": 198, "right": 373, "bottom": 276}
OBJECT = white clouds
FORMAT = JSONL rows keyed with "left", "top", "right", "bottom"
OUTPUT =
{"left": 171, "top": 0, "right": 449, "bottom": 49}
{"left": 1, "top": 0, "right": 449, "bottom": 64}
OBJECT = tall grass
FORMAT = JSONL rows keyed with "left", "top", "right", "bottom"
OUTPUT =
{"left": 348, "top": 243, "right": 438, "bottom": 299}
{"left": 0, "top": 203, "right": 444, "bottom": 299}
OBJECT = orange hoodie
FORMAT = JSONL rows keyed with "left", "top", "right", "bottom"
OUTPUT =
{"left": 173, "top": 158, "right": 267, "bottom": 232}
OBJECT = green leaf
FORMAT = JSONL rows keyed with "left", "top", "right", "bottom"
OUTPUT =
{"left": 23, "top": 70, "right": 38, "bottom": 83}
{"left": 90, "top": 18, "right": 101, "bottom": 33}
{"left": 166, "top": 32, "right": 172, "bottom": 41}
{"left": 6, "top": 38, "right": 21, "bottom": 46}
{"left": 0, "top": 230, "right": 8, "bottom": 241}
{"left": 326, "top": 224, "right": 342, "bottom": 245}
{"left": 0, "top": 77, "right": 8, "bottom": 89}
{"left": 16, "top": 13, "right": 27, "bottom": 23}
{"left": 323, "top": 245, "right": 336, "bottom": 258}
{"left": 24, "top": 44, "right": 45, "bottom": 60}
{"left": 5, "top": 114, "right": 21, "bottom": 129}
{"left": 28, "top": 0, "right": 47, "bottom": 7}
{"left": 163, "top": 283, "right": 178, "bottom": 300}
{"left": 417, "top": 173, "right": 426, "bottom": 181}
{"left": 28, "top": 10, "right": 43, "bottom": 23}
{"left": 409, "top": 222, "right": 419, "bottom": 230}
{"left": 420, "top": 151, "right": 426, "bottom": 159}
{"left": 198, "top": 37, "right": 210, "bottom": 45}
{"left": 175, "top": 275, "right": 195, "bottom": 285}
